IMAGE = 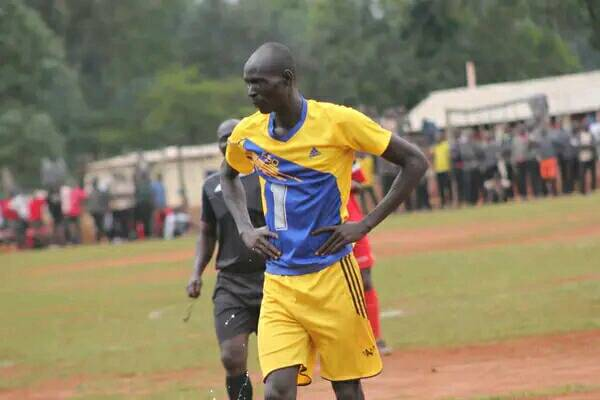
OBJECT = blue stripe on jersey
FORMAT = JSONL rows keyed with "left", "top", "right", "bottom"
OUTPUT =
{"left": 243, "top": 139, "right": 351, "bottom": 275}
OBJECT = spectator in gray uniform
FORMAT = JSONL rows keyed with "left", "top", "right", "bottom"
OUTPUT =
{"left": 450, "top": 140, "right": 465, "bottom": 205}
{"left": 527, "top": 129, "right": 545, "bottom": 197}
{"left": 459, "top": 130, "right": 482, "bottom": 205}
{"left": 482, "top": 132, "right": 501, "bottom": 202}
{"left": 511, "top": 127, "right": 530, "bottom": 199}
{"left": 536, "top": 129, "right": 559, "bottom": 196}
{"left": 554, "top": 121, "right": 577, "bottom": 194}
{"left": 499, "top": 129, "right": 514, "bottom": 199}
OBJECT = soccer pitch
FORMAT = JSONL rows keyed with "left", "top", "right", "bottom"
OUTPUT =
{"left": 1, "top": 194, "right": 600, "bottom": 399}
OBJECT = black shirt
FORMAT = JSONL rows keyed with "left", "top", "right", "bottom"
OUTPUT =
{"left": 201, "top": 172, "right": 266, "bottom": 273}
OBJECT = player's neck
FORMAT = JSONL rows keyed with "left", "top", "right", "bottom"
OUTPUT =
{"left": 273, "top": 92, "right": 303, "bottom": 132}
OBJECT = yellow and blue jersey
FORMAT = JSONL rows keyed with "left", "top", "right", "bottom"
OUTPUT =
{"left": 226, "top": 98, "right": 392, "bottom": 275}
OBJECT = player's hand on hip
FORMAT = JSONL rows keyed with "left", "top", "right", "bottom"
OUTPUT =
{"left": 186, "top": 275, "right": 202, "bottom": 298}
{"left": 241, "top": 226, "right": 281, "bottom": 259}
{"left": 312, "top": 221, "right": 369, "bottom": 256}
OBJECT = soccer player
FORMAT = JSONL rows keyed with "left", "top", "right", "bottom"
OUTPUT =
{"left": 186, "top": 119, "right": 266, "bottom": 400}
{"left": 348, "top": 161, "right": 391, "bottom": 356}
{"left": 221, "top": 42, "right": 428, "bottom": 400}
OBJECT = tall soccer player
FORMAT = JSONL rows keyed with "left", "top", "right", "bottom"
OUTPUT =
{"left": 221, "top": 43, "right": 428, "bottom": 400}
{"left": 186, "top": 119, "right": 265, "bottom": 400}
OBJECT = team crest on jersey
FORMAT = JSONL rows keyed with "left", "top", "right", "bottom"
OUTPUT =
{"left": 250, "top": 152, "right": 301, "bottom": 182}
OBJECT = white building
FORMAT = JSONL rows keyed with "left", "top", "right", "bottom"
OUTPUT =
{"left": 85, "top": 144, "right": 222, "bottom": 209}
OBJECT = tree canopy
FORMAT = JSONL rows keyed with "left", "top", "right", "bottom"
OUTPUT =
{"left": 2, "top": 0, "right": 600, "bottom": 187}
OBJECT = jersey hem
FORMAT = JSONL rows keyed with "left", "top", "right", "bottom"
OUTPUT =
{"left": 265, "top": 247, "right": 352, "bottom": 276}
{"left": 262, "top": 363, "right": 313, "bottom": 386}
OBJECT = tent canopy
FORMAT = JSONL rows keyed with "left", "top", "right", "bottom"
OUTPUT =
{"left": 407, "top": 70, "right": 600, "bottom": 130}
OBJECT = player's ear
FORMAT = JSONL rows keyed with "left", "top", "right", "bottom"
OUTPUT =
{"left": 282, "top": 69, "right": 294, "bottom": 87}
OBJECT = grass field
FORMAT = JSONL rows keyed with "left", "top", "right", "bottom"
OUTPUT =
{"left": 1, "top": 194, "right": 600, "bottom": 399}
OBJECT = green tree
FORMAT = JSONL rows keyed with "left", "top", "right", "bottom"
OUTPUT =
{"left": 0, "top": 108, "right": 65, "bottom": 188}
{"left": 138, "top": 67, "right": 253, "bottom": 146}
{"left": 0, "top": 0, "right": 82, "bottom": 186}
{"left": 400, "top": 0, "right": 581, "bottom": 107}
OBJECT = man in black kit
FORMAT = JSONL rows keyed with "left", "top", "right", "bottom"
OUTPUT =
{"left": 187, "top": 119, "right": 265, "bottom": 400}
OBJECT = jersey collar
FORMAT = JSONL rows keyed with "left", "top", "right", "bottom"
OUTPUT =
{"left": 268, "top": 97, "right": 307, "bottom": 142}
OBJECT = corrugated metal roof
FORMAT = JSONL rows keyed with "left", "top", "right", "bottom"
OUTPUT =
{"left": 407, "top": 70, "right": 600, "bottom": 130}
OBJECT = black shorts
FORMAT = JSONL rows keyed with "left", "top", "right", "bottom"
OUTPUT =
{"left": 213, "top": 270, "right": 264, "bottom": 343}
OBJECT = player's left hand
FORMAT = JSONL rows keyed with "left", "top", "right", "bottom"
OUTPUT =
{"left": 186, "top": 275, "right": 203, "bottom": 298}
{"left": 311, "top": 221, "right": 369, "bottom": 256}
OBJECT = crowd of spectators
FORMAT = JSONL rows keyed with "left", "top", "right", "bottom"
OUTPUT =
{"left": 3, "top": 109, "right": 599, "bottom": 250}
{"left": 0, "top": 168, "right": 189, "bottom": 250}
{"left": 380, "top": 113, "right": 600, "bottom": 212}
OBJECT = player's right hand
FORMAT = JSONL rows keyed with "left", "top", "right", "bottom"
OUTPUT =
{"left": 186, "top": 275, "right": 203, "bottom": 298}
{"left": 241, "top": 226, "right": 281, "bottom": 259}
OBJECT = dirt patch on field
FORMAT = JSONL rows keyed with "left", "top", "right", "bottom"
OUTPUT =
{"left": 0, "top": 368, "right": 215, "bottom": 400}
{"left": 28, "top": 249, "right": 196, "bottom": 278}
{"left": 2, "top": 331, "right": 598, "bottom": 400}
{"left": 27, "top": 209, "right": 600, "bottom": 280}
{"left": 548, "top": 393, "right": 600, "bottom": 400}
{"left": 300, "top": 330, "right": 600, "bottom": 400}
{"left": 371, "top": 219, "right": 600, "bottom": 259}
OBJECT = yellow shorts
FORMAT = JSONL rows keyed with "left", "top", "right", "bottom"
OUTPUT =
{"left": 258, "top": 254, "right": 382, "bottom": 385}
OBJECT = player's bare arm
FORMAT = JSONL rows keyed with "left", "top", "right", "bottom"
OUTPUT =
{"left": 186, "top": 220, "right": 216, "bottom": 298}
{"left": 220, "top": 161, "right": 281, "bottom": 259}
{"left": 314, "top": 134, "right": 428, "bottom": 255}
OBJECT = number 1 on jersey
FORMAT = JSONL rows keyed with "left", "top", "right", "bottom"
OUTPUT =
{"left": 271, "top": 183, "right": 288, "bottom": 231}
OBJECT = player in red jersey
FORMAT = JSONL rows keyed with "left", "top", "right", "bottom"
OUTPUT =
{"left": 347, "top": 161, "right": 392, "bottom": 355}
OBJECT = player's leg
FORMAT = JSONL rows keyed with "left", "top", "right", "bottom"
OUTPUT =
{"left": 264, "top": 366, "right": 299, "bottom": 400}
{"left": 259, "top": 273, "right": 315, "bottom": 399}
{"left": 360, "top": 267, "right": 391, "bottom": 355}
{"left": 219, "top": 333, "right": 252, "bottom": 400}
{"left": 354, "top": 234, "right": 391, "bottom": 356}
{"left": 214, "top": 273, "right": 263, "bottom": 400}
{"left": 331, "top": 379, "right": 365, "bottom": 400}
{"left": 304, "top": 255, "right": 382, "bottom": 392}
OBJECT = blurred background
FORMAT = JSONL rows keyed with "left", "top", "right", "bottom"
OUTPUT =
{"left": 1, "top": 0, "right": 600, "bottom": 187}
{"left": 2, "top": 1, "right": 600, "bottom": 399}
{"left": 2, "top": 0, "right": 600, "bottom": 247}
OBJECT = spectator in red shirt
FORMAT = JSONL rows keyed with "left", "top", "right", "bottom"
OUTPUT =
{"left": 28, "top": 192, "right": 46, "bottom": 228}
{"left": 347, "top": 161, "right": 392, "bottom": 356}
{"left": 63, "top": 184, "right": 87, "bottom": 244}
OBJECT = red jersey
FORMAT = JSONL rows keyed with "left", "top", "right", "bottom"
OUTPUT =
{"left": 67, "top": 187, "right": 87, "bottom": 217}
{"left": 29, "top": 197, "right": 46, "bottom": 222}
{"left": 347, "top": 163, "right": 366, "bottom": 222}
{"left": 347, "top": 162, "right": 374, "bottom": 269}
{"left": 0, "top": 199, "right": 18, "bottom": 221}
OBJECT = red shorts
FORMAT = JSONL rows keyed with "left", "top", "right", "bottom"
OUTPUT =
{"left": 540, "top": 157, "right": 558, "bottom": 180}
{"left": 353, "top": 235, "right": 374, "bottom": 269}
